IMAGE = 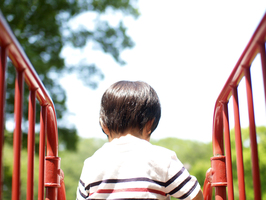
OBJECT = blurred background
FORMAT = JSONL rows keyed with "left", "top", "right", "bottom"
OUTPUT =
{"left": 60, "top": 1, "right": 266, "bottom": 143}
{"left": 1, "top": 0, "right": 266, "bottom": 199}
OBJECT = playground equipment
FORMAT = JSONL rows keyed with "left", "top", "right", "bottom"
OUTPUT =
{"left": 203, "top": 13, "right": 266, "bottom": 200}
{"left": 0, "top": 11, "right": 66, "bottom": 200}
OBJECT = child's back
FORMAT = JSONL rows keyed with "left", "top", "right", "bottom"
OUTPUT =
{"left": 77, "top": 81, "right": 203, "bottom": 200}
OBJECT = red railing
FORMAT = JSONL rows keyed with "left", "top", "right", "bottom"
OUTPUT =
{"left": 203, "top": 12, "right": 266, "bottom": 200}
{"left": 0, "top": 11, "right": 66, "bottom": 200}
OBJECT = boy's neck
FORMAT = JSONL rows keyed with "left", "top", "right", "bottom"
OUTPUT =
{"left": 108, "top": 129, "right": 150, "bottom": 142}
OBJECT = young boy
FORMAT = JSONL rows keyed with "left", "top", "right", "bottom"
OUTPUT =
{"left": 77, "top": 81, "right": 204, "bottom": 200}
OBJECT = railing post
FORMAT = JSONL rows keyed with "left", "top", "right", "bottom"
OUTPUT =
{"left": 203, "top": 168, "right": 213, "bottom": 200}
{"left": 45, "top": 105, "right": 60, "bottom": 200}
{"left": 27, "top": 90, "right": 36, "bottom": 200}
{"left": 57, "top": 170, "right": 66, "bottom": 200}
{"left": 244, "top": 67, "right": 261, "bottom": 200}
{"left": 259, "top": 43, "right": 266, "bottom": 111}
{"left": 212, "top": 105, "right": 227, "bottom": 200}
{"left": 39, "top": 105, "right": 47, "bottom": 200}
{"left": 232, "top": 87, "right": 246, "bottom": 200}
{"left": 12, "top": 69, "right": 24, "bottom": 200}
{"left": 0, "top": 45, "right": 8, "bottom": 200}
{"left": 222, "top": 102, "right": 234, "bottom": 200}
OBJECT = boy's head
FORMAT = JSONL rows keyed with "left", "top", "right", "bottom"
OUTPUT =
{"left": 99, "top": 81, "right": 161, "bottom": 137}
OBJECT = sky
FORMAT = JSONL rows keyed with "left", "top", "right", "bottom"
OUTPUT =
{"left": 60, "top": 1, "right": 266, "bottom": 143}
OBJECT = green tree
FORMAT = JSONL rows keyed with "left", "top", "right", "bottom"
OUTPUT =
{"left": 0, "top": 0, "right": 139, "bottom": 149}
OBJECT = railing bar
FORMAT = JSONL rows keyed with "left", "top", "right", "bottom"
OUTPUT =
{"left": 222, "top": 102, "right": 234, "bottom": 200}
{"left": 0, "top": 46, "right": 8, "bottom": 200}
{"left": 27, "top": 90, "right": 36, "bottom": 200}
{"left": 259, "top": 43, "right": 266, "bottom": 112}
{"left": 12, "top": 69, "right": 24, "bottom": 200}
{"left": 232, "top": 87, "right": 246, "bottom": 200}
{"left": 38, "top": 105, "right": 47, "bottom": 200}
{"left": 0, "top": 13, "right": 52, "bottom": 107}
{"left": 244, "top": 67, "right": 261, "bottom": 200}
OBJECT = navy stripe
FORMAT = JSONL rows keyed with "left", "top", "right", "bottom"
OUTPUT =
{"left": 85, "top": 177, "right": 165, "bottom": 190}
{"left": 178, "top": 180, "right": 198, "bottom": 199}
{"left": 79, "top": 188, "right": 89, "bottom": 199}
{"left": 168, "top": 176, "right": 192, "bottom": 195}
{"left": 165, "top": 166, "right": 185, "bottom": 187}
{"left": 79, "top": 179, "right": 85, "bottom": 187}
{"left": 84, "top": 166, "right": 186, "bottom": 191}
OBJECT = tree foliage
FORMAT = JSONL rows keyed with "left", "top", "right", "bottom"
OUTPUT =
{"left": 0, "top": 0, "right": 139, "bottom": 149}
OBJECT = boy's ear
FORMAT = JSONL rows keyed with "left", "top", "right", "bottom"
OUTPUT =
{"left": 143, "top": 119, "right": 154, "bottom": 140}
{"left": 146, "top": 119, "right": 154, "bottom": 133}
{"left": 100, "top": 121, "right": 111, "bottom": 136}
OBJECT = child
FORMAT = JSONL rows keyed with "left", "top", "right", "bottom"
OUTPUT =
{"left": 77, "top": 81, "right": 204, "bottom": 200}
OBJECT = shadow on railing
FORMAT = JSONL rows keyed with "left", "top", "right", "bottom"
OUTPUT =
{"left": 203, "top": 12, "right": 266, "bottom": 200}
{"left": 0, "top": 11, "right": 66, "bottom": 200}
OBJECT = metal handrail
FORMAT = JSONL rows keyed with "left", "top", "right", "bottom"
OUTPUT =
{"left": 203, "top": 12, "right": 266, "bottom": 200}
{"left": 0, "top": 10, "right": 66, "bottom": 200}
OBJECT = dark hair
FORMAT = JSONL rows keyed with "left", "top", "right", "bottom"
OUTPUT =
{"left": 99, "top": 81, "right": 161, "bottom": 135}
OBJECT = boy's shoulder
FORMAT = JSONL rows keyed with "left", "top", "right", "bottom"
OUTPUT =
{"left": 83, "top": 135, "right": 179, "bottom": 166}
{"left": 146, "top": 142, "right": 179, "bottom": 162}
{"left": 148, "top": 141, "right": 176, "bottom": 155}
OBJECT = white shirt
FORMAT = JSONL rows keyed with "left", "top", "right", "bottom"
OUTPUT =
{"left": 77, "top": 135, "right": 200, "bottom": 200}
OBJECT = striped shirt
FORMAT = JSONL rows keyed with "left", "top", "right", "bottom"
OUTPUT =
{"left": 77, "top": 135, "right": 200, "bottom": 200}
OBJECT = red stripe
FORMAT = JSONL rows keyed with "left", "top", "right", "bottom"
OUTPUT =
{"left": 90, "top": 188, "right": 165, "bottom": 196}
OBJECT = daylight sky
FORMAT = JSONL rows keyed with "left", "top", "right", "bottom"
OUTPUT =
{"left": 61, "top": 1, "right": 266, "bottom": 142}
